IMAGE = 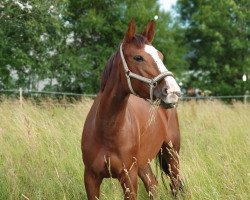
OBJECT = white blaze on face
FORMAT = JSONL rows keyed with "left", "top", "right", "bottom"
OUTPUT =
{"left": 144, "top": 45, "right": 181, "bottom": 94}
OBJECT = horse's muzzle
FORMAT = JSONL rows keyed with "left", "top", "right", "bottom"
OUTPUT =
{"left": 159, "top": 92, "right": 180, "bottom": 109}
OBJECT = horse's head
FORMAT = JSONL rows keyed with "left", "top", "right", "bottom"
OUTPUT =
{"left": 120, "top": 20, "right": 181, "bottom": 108}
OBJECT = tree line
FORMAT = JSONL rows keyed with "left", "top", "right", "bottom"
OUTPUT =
{"left": 0, "top": 0, "right": 249, "bottom": 96}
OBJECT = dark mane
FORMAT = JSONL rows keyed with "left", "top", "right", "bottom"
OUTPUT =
{"left": 100, "top": 53, "right": 116, "bottom": 92}
{"left": 100, "top": 34, "right": 148, "bottom": 92}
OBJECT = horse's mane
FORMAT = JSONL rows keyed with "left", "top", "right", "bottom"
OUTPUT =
{"left": 100, "top": 53, "right": 116, "bottom": 92}
{"left": 100, "top": 34, "right": 148, "bottom": 92}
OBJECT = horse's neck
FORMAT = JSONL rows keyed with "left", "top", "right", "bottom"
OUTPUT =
{"left": 98, "top": 61, "right": 129, "bottom": 121}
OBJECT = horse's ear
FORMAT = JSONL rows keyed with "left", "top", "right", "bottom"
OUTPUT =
{"left": 142, "top": 20, "right": 155, "bottom": 43}
{"left": 124, "top": 19, "right": 135, "bottom": 42}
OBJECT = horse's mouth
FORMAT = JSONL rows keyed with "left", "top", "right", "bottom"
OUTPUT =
{"left": 158, "top": 92, "right": 179, "bottom": 109}
{"left": 160, "top": 100, "right": 177, "bottom": 109}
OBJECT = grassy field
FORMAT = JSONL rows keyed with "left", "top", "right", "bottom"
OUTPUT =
{"left": 0, "top": 99, "right": 249, "bottom": 200}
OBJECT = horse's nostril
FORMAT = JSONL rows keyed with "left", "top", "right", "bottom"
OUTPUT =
{"left": 162, "top": 87, "right": 181, "bottom": 97}
{"left": 162, "top": 87, "right": 168, "bottom": 96}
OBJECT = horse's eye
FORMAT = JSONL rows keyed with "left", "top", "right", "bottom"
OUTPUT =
{"left": 133, "top": 55, "right": 144, "bottom": 62}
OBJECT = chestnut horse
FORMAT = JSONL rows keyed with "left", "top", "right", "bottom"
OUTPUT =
{"left": 82, "top": 20, "right": 183, "bottom": 199}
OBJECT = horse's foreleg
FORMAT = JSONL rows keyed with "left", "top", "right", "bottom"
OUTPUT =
{"left": 161, "top": 142, "right": 184, "bottom": 196}
{"left": 138, "top": 164, "right": 158, "bottom": 199}
{"left": 118, "top": 167, "right": 138, "bottom": 200}
{"left": 84, "top": 168, "right": 103, "bottom": 200}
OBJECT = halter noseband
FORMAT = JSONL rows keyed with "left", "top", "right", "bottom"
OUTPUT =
{"left": 119, "top": 43, "right": 173, "bottom": 102}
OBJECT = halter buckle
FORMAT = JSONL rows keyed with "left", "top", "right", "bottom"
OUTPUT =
{"left": 151, "top": 81, "right": 157, "bottom": 88}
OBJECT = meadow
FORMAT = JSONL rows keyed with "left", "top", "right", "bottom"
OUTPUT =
{"left": 0, "top": 99, "right": 249, "bottom": 200}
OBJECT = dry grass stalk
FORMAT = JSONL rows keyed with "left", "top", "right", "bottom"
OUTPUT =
{"left": 147, "top": 99, "right": 161, "bottom": 127}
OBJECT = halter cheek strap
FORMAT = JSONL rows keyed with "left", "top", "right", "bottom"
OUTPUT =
{"left": 120, "top": 44, "right": 137, "bottom": 95}
{"left": 119, "top": 43, "right": 173, "bottom": 102}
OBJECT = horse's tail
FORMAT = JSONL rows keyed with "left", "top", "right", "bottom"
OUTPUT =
{"left": 156, "top": 148, "right": 170, "bottom": 189}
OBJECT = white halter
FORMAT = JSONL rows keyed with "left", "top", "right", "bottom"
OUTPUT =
{"left": 119, "top": 43, "right": 173, "bottom": 102}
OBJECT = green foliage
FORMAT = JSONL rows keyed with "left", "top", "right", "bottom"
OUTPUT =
{"left": 3, "top": 0, "right": 248, "bottom": 95}
{"left": 0, "top": 0, "right": 187, "bottom": 94}
{"left": 0, "top": 0, "right": 65, "bottom": 90}
{"left": 177, "top": 0, "right": 250, "bottom": 95}
{"left": 61, "top": 0, "right": 187, "bottom": 93}
{"left": 0, "top": 100, "right": 249, "bottom": 199}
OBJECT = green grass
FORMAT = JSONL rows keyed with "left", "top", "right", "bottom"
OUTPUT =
{"left": 0, "top": 99, "right": 249, "bottom": 199}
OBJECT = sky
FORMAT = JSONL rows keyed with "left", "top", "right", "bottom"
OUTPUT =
{"left": 158, "top": 0, "right": 177, "bottom": 12}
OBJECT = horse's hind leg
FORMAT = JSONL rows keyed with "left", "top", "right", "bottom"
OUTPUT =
{"left": 159, "top": 142, "right": 184, "bottom": 196}
{"left": 138, "top": 164, "right": 158, "bottom": 199}
{"left": 84, "top": 168, "right": 103, "bottom": 200}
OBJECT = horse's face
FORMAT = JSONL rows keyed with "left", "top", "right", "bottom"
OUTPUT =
{"left": 121, "top": 20, "right": 181, "bottom": 108}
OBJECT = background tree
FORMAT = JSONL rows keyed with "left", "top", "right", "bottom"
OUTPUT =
{"left": 177, "top": 0, "right": 250, "bottom": 95}
{"left": 0, "top": 0, "right": 187, "bottom": 94}
{"left": 0, "top": 0, "right": 64, "bottom": 90}
{"left": 60, "top": 0, "right": 187, "bottom": 93}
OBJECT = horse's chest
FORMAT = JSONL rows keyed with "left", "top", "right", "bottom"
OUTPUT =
{"left": 97, "top": 117, "right": 137, "bottom": 137}
{"left": 100, "top": 120, "right": 126, "bottom": 132}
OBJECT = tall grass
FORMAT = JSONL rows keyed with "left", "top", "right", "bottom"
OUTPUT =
{"left": 0, "top": 100, "right": 249, "bottom": 199}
